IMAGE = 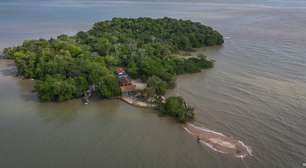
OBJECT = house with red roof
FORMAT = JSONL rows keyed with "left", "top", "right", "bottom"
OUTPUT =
{"left": 115, "top": 67, "right": 136, "bottom": 95}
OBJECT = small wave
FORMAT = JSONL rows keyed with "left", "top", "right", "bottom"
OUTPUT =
{"left": 200, "top": 140, "right": 227, "bottom": 154}
{"left": 238, "top": 140, "right": 253, "bottom": 156}
{"left": 183, "top": 127, "right": 193, "bottom": 135}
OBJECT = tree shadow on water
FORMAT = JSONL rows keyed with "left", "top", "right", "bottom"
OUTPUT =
{"left": 34, "top": 100, "right": 82, "bottom": 126}
{"left": 0, "top": 60, "right": 17, "bottom": 77}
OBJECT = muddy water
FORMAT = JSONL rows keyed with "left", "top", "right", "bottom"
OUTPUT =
{"left": 1, "top": 0, "right": 306, "bottom": 168}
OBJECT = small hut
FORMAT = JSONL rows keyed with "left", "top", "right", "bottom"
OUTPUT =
{"left": 115, "top": 67, "right": 136, "bottom": 95}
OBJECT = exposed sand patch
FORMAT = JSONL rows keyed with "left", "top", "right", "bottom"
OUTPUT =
{"left": 184, "top": 123, "right": 252, "bottom": 158}
{"left": 209, "top": 138, "right": 236, "bottom": 149}
{"left": 121, "top": 96, "right": 156, "bottom": 108}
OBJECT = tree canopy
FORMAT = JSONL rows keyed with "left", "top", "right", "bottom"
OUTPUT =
{"left": 3, "top": 17, "right": 223, "bottom": 102}
{"left": 158, "top": 96, "right": 195, "bottom": 123}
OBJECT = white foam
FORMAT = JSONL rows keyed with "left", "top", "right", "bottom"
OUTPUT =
{"left": 200, "top": 140, "right": 228, "bottom": 154}
{"left": 183, "top": 127, "right": 194, "bottom": 135}
{"left": 184, "top": 127, "right": 227, "bottom": 154}
{"left": 235, "top": 153, "right": 248, "bottom": 159}
{"left": 188, "top": 123, "right": 225, "bottom": 137}
{"left": 238, "top": 140, "right": 253, "bottom": 156}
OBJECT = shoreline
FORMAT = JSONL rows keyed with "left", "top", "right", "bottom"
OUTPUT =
{"left": 120, "top": 94, "right": 253, "bottom": 159}
{"left": 1, "top": 59, "right": 252, "bottom": 159}
{"left": 120, "top": 96, "right": 156, "bottom": 108}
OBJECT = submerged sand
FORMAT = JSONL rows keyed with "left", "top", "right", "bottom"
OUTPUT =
{"left": 184, "top": 123, "right": 252, "bottom": 158}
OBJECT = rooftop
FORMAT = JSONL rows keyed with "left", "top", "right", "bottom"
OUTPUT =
{"left": 116, "top": 67, "right": 125, "bottom": 75}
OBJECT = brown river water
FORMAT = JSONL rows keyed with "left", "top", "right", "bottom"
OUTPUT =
{"left": 0, "top": 0, "right": 306, "bottom": 168}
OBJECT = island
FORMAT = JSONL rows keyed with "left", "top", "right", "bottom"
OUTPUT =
{"left": 2, "top": 17, "right": 224, "bottom": 123}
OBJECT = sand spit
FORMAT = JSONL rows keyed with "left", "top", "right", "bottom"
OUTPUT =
{"left": 184, "top": 123, "right": 252, "bottom": 158}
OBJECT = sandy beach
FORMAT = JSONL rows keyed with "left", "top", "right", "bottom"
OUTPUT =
{"left": 120, "top": 96, "right": 156, "bottom": 108}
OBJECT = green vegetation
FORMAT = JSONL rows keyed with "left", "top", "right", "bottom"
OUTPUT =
{"left": 158, "top": 96, "right": 195, "bottom": 123}
{"left": 34, "top": 75, "right": 86, "bottom": 102}
{"left": 3, "top": 17, "right": 223, "bottom": 102}
{"left": 143, "top": 76, "right": 168, "bottom": 98}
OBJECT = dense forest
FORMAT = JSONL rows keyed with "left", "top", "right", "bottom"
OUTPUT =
{"left": 3, "top": 17, "right": 223, "bottom": 102}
